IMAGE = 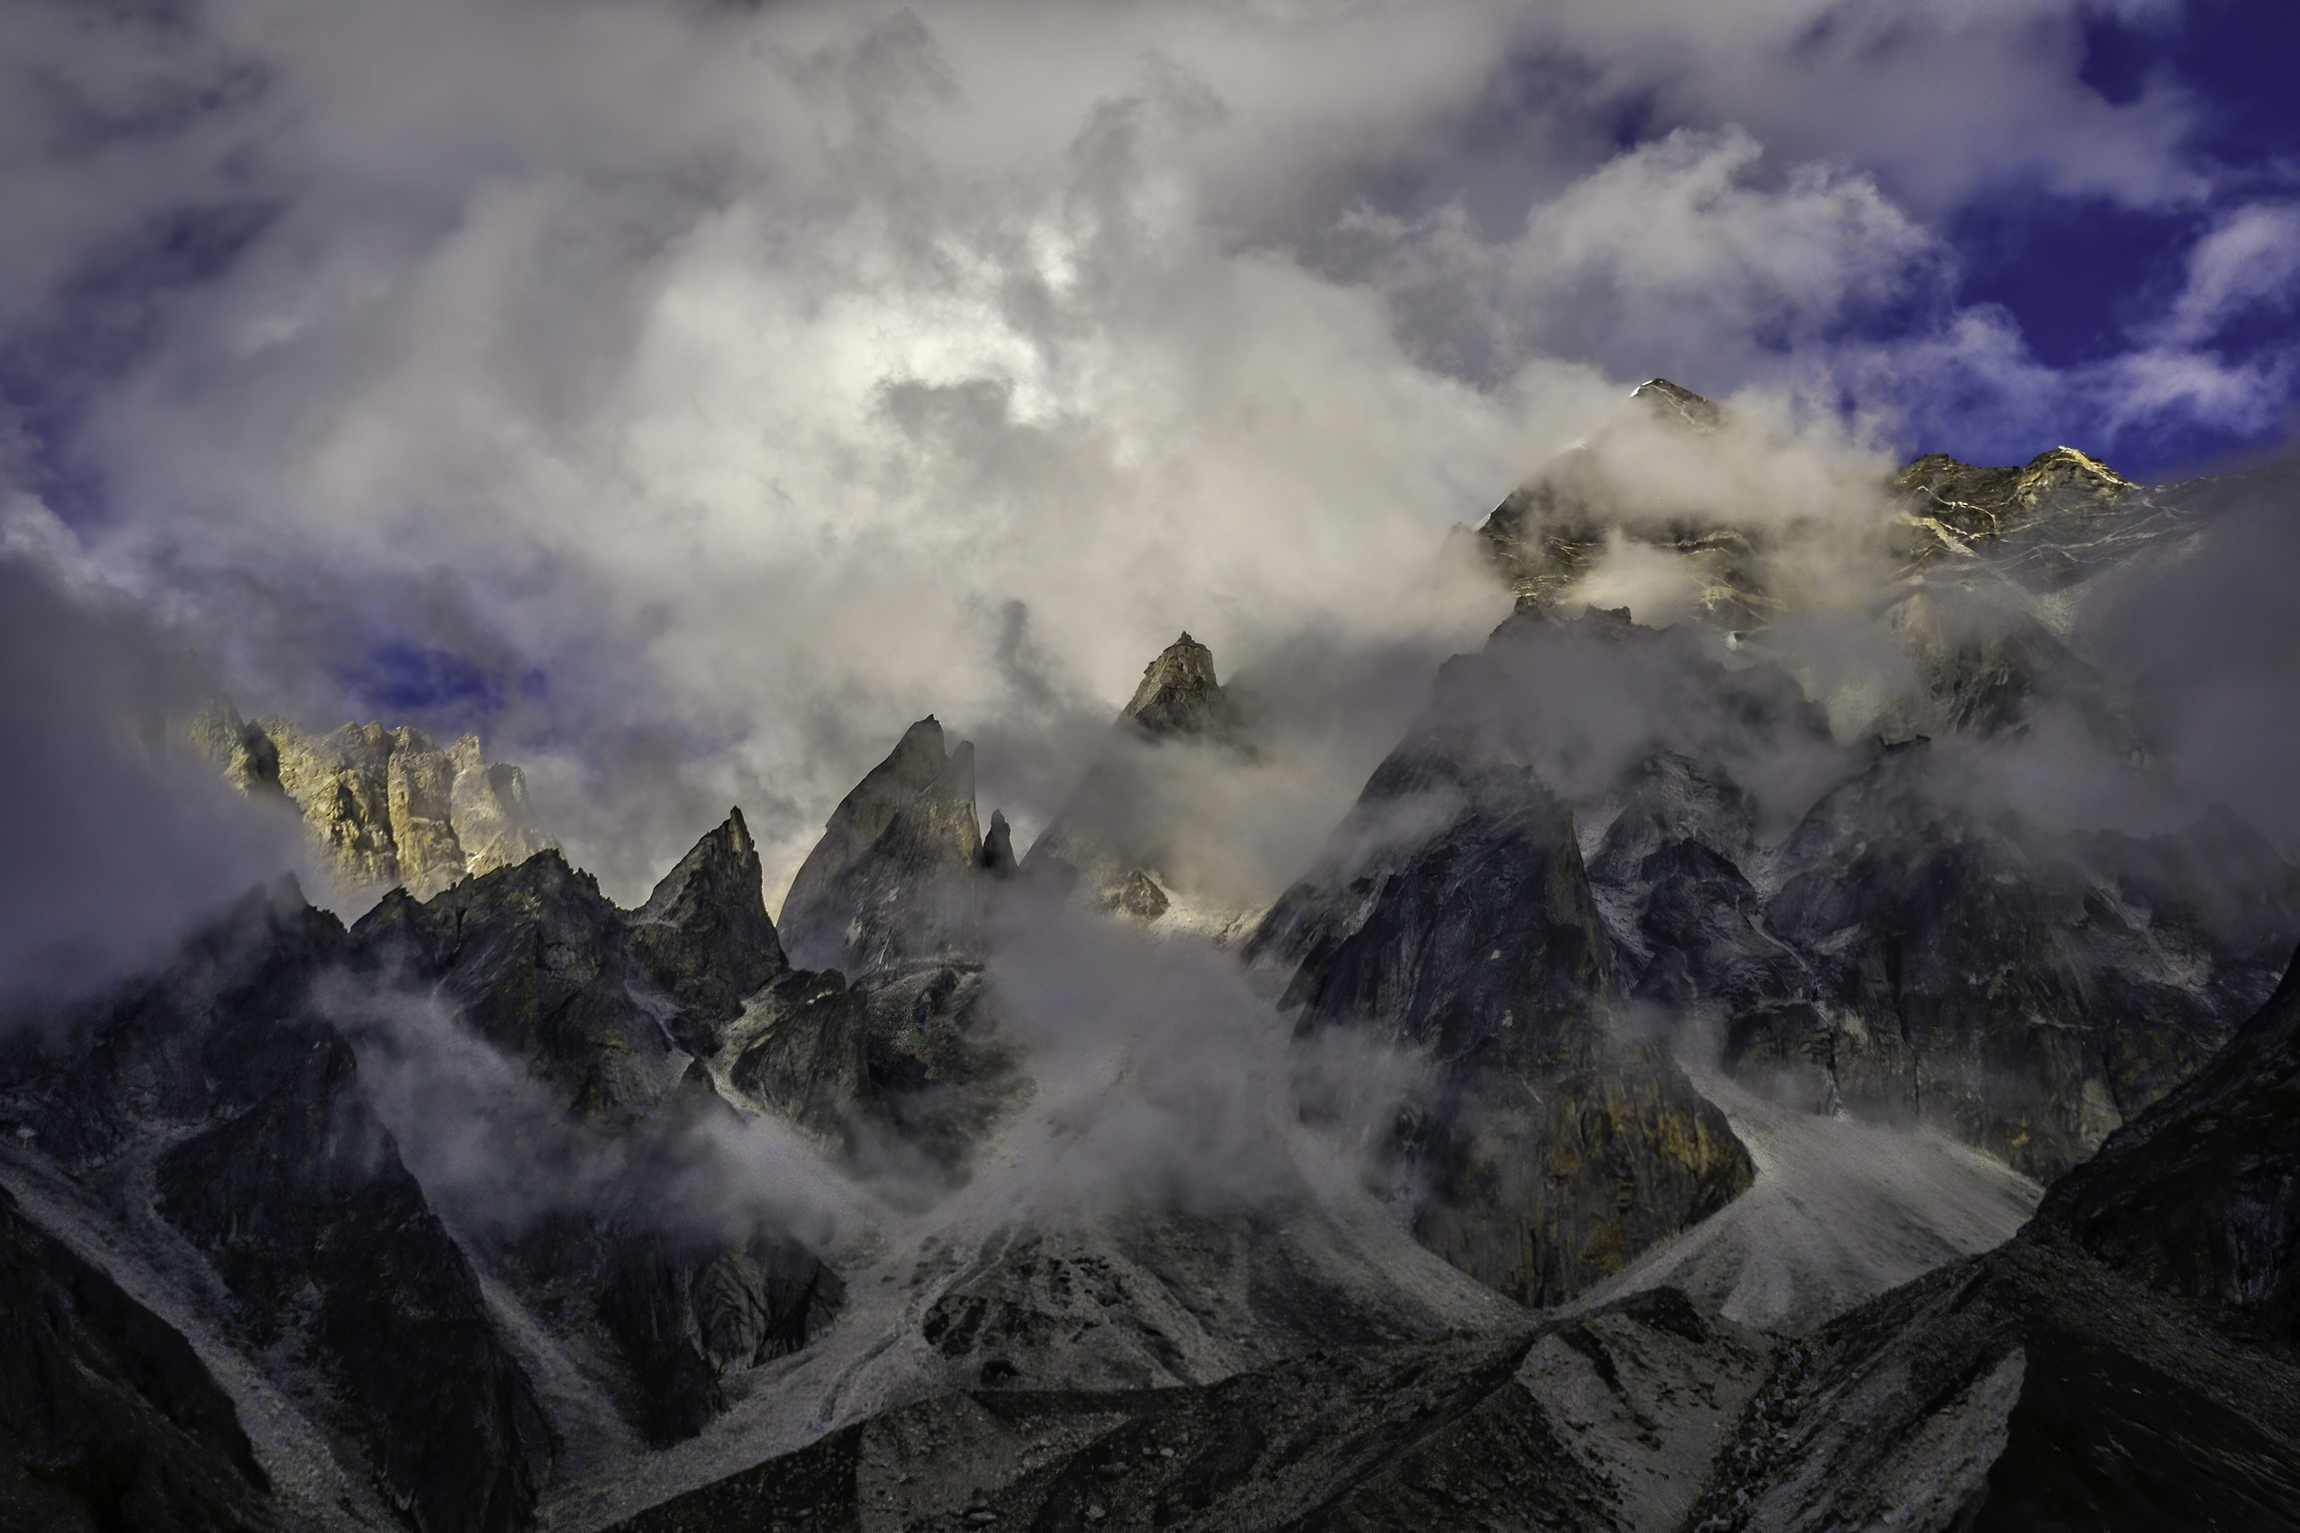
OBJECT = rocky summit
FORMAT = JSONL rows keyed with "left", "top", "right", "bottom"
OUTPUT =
{"left": 181, "top": 697, "right": 558, "bottom": 901}
{"left": 1019, "top": 631, "right": 1266, "bottom": 926}
{"left": 5, "top": 379, "right": 2299, "bottom": 1531}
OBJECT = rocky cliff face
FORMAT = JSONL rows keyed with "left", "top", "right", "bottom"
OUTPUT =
{"left": 0, "top": 1181, "right": 280, "bottom": 1533}
{"left": 776, "top": 716, "right": 993, "bottom": 976}
{"left": 1748, "top": 744, "right": 2294, "bottom": 1180}
{"left": 0, "top": 807, "right": 868, "bottom": 1525}
{"left": 0, "top": 882, "right": 556, "bottom": 1533}
{"left": 1251, "top": 608, "right": 1756, "bottom": 1307}
{"left": 1464, "top": 382, "right": 2300, "bottom": 1189}
{"left": 575, "top": 944, "right": 2300, "bottom": 1533}
{"left": 1677, "top": 942, "right": 2300, "bottom": 1532}
{"left": 182, "top": 698, "right": 556, "bottom": 900}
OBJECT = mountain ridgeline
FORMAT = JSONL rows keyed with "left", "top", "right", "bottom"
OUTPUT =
{"left": 5, "top": 380, "right": 2299, "bottom": 1530}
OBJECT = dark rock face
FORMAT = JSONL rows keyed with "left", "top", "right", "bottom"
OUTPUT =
{"left": 0, "top": 811, "right": 868, "bottom": 1520}
{"left": 1687, "top": 946, "right": 2300, "bottom": 1531}
{"left": 154, "top": 1031, "right": 552, "bottom": 1533}
{"left": 595, "top": 941, "right": 2300, "bottom": 1533}
{"left": 1254, "top": 617, "right": 1754, "bottom": 1306}
{"left": 348, "top": 821, "right": 855, "bottom": 1448}
{"left": 1, "top": 880, "right": 351, "bottom": 1171}
{"left": 582, "top": 1072, "right": 847, "bottom": 1446}
{"left": 2036, "top": 941, "right": 2300, "bottom": 1352}
{"left": 1751, "top": 743, "right": 2295, "bottom": 1182}
{"left": 603, "top": 1282, "right": 1778, "bottom": 1533}
{"left": 778, "top": 718, "right": 988, "bottom": 974}
{"left": 0, "top": 1184, "right": 277, "bottom": 1533}
{"left": 1473, "top": 446, "right": 2297, "bottom": 1190}
{"left": 0, "top": 882, "right": 557, "bottom": 1533}
{"left": 721, "top": 969, "right": 872, "bottom": 1140}
{"left": 852, "top": 960, "right": 1024, "bottom": 1174}
{"left": 599, "top": 1221, "right": 845, "bottom": 1448}
{"left": 355, "top": 850, "right": 684, "bottom": 1117}
{"left": 608, "top": 1334, "right": 1601, "bottom": 1533}
{"left": 1685, "top": 1239, "right": 2300, "bottom": 1532}
{"left": 629, "top": 808, "right": 788, "bottom": 1040}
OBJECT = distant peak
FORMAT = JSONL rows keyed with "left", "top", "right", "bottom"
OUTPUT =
{"left": 1123, "top": 633, "right": 1244, "bottom": 745}
{"left": 1630, "top": 378, "right": 1723, "bottom": 433}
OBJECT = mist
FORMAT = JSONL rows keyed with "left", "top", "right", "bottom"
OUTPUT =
{"left": 0, "top": 523, "right": 306, "bottom": 1019}
{"left": 3, "top": 0, "right": 2288, "bottom": 916}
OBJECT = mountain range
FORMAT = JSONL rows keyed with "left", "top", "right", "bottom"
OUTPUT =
{"left": 4, "top": 380, "right": 2296, "bottom": 1532}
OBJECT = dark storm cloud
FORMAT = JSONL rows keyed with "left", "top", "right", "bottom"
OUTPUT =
{"left": 0, "top": 536, "right": 304, "bottom": 1018}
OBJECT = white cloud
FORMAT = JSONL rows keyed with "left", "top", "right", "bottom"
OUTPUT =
{"left": 2155, "top": 202, "right": 2300, "bottom": 347}
{"left": 0, "top": 0, "right": 2274, "bottom": 903}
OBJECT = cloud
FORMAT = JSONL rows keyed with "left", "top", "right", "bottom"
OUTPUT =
{"left": 2078, "top": 462, "right": 2300, "bottom": 855}
{"left": 0, "top": 515, "right": 306, "bottom": 1019}
{"left": 1343, "top": 126, "right": 1942, "bottom": 388}
{"left": 948, "top": 886, "right": 1433, "bottom": 1223}
{"left": 2155, "top": 203, "right": 2300, "bottom": 347}
{"left": 1525, "top": 0, "right": 2205, "bottom": 215}
{"left": 0, "top": 0, "right": 2281, "bottom": 911}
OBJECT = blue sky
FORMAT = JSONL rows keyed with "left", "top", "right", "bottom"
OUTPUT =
{"left": 1952, "top": 0, "right": 2300, "bottom": 476}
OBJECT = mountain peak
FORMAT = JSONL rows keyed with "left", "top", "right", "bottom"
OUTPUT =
{"left": 632, "top": 807, "right": 787, "bottom": 1021}
{"left": 1630, "top": 377, "right": 1723, "bottom": 433}
{"left": 1122, "top": 632, "right": 1242, "bottom": 743}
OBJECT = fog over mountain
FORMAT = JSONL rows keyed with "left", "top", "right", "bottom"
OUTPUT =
{"left": 4, "top": 3, "right": 2300, "bottom": 1531}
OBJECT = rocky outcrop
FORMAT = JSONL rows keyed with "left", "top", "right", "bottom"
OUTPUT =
{"left": 0, "top": 1183, "right": 279, "bottom": 1533}
{"left": 0, "top": 803, "right": 871, "bottom": 1513}
{"left": 589, "top": 940, "right": 2300, "bottom": 1533}
{"left": 603, "top": 1283, "right": 1780, "bottom": 1533}
{"left": 349, "top": 813, "right": 860, "bottom": 1447}
{"left": 1253, "top": 614, "right": 1754, "bottom": 1307}
{"left": 267, "top": 718, "right": 555, "bottom": 898}
{"left": 1748, "top": 742, "right": 2296, "bottom": 1182}
{"left": 175, "top": 696, "right": 286, "bottom": 800}
{"left": 1462, "top": 390, "right": 2300, "bottom": 1187}
{"left": 1897, "top": 445, "right": 2138, "bottom": 586}
{"left": 719, "top": 969, "right": 871, "bottom": 1141}
{"left": 1684, "top": 944, "right": 2300, "bottom": 1532}
{"left": 154, "top": 1030, "right": 553, "bottom": 1533}
{"left": 777, "top": 718, "right": 990, "bottom": 976}
{"left": 0, "top": 881, "right": 557, "bottom": 1533}
{"left": 180, "top": 701, "right": 556, "bottom": 899}
{"left": 629, "top": 808, "right": 788, "bottom": 1038}
{"left": 1118, "top": 631, "right": 1248, "bottom": 745}
{"left": 354, "top": 851, "right": 687, "bottom": 1118}
{"left": 2037, "top": 940, "right": 2300, "bottom": 1351}
{"left": 572, "top": 1068, "right": 846, "bottom": 1447}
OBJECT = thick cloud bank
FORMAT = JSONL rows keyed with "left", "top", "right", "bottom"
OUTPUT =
{"left": 0, "top": 512, "right": 304, "bottom": 1016}
{"left": 0, "top": 0, "right": 2293, "bottom": 904}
